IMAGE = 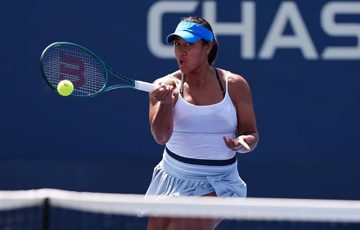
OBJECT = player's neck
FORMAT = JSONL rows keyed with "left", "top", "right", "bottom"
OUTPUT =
{"left": 184, "top": 65, "right": 212, "bottom": 87}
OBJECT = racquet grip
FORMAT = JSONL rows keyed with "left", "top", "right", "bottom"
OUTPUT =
{"left": 134, "top": 80, "right": 155, "bottom": 92}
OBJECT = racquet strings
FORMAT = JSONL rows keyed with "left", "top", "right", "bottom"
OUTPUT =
{"left": 41, "top": 44, "right": 106, "bottom": 97}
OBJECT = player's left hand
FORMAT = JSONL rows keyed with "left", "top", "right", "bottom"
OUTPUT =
{"left": 223, "top": 135, "right": 256, "bottom": 153}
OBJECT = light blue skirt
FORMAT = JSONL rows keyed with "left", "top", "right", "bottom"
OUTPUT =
{"left": 146, "top": 150, "right": 247, "bottom": 197}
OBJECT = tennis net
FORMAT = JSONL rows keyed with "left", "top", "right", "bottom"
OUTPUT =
{"left": 0, "top": 188, "right": 359, "bottom": 229}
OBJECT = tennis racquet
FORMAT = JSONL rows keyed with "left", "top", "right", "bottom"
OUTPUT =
{"left": 40, "top": 42, "right": 155, "bottom": 98}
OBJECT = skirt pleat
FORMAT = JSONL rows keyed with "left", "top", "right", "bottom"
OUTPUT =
{"left": 146, "top": 150, "right": 247, "bottom": 198}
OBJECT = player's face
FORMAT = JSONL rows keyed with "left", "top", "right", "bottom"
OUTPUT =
{"left": 173, "top": 38, "right": 208, "bottom": 74}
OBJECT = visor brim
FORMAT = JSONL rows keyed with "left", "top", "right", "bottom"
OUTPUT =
{"left": 166, "top": 31, "right": 202, "bottom": 43}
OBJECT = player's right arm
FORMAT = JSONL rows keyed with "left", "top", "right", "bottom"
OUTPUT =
{"left": 149, "top": 76, "right": 178, "bottom": 145}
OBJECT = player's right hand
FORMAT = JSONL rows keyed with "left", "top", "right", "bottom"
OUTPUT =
{"left": 151, "top": 82, "right": 175, "bottom": 105}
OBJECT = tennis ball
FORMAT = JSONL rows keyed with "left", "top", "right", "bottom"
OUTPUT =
{"left": 57, "top": 80, "right": 74, "bottom": 96}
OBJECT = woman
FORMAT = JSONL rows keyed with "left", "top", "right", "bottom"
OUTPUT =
{"left": 147, "top": 16, "right": 259, "bottom": 230}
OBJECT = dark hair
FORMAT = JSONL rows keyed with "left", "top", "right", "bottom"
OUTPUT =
{"left": 181, "top": 16, "right": 218, "bottom": 65}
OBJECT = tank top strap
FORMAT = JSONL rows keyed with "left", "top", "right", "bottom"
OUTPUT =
{"left": 225, "top": 71, "right": 231, "bottom": 95}
{"left": 214, "top": 68, "right": 225, "bottom": 97}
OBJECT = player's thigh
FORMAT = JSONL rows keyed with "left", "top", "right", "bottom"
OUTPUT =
{"left": 167, "top": 192, "right": 221, "bottom": 230}
{"left": 147, "top": 192, "right": 220, "bottom": 230}
{"left": 147, "top": 217, "right": 171, "bottom": 230}
{"left": 167, "top": 217, "right": 221, "bottom": 230}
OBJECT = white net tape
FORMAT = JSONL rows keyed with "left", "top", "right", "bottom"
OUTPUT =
{"left": 0, "top": 188, "right": 359, "bottom": 223}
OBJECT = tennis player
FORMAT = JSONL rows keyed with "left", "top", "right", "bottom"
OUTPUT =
{"left": 146, "top": 16, "right": 259, "bottom": 230}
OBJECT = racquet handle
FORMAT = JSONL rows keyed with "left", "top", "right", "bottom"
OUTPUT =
{"left": 134, "top": 80, "right": 155, "bottom": 92}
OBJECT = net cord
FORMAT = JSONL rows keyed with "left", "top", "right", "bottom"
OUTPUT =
{"left": 0, "top": 188, "right": 359, "bottom": 223}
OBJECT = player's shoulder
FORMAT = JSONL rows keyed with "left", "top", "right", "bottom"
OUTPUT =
{"left": 217, "top": 68, "right": 249, "bottom": 89}
{"left": 153, "top": 70, "right": 181, "bottom": 86}
{"left": 228, "top": 71, "right": 247, "bottom": 83}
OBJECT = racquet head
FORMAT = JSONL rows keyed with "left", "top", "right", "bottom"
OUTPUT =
{"left": 40, "top": 42, "right": 107, "bottom": 98}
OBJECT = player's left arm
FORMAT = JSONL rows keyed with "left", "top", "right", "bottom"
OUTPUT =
{"left": 223, "top": 73, "right": 259, "bottom": 153}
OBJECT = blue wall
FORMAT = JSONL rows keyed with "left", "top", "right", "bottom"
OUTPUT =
{"left": 1, "top": 0, "right": 360, "bottom": 199}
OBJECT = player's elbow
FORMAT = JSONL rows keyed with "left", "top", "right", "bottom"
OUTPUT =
{"left": 151, "top": 123, "right": 173, "bottom": 145}
{"left": 153, "top": 134, "right": 170, "bottom": 145}
{"left": 155, "top": 138, "right": 168, "bottom": 145}
{"left": 151, "top": 129, "right": 172, "bottom": 145}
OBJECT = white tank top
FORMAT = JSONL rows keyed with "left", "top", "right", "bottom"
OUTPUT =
{"left": 166, "top": 71, "right": 237, "bottom": 160}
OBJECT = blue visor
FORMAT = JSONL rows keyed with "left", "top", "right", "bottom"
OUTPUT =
{"left": 166, "top": 21, "right": 214, "bottom": 43}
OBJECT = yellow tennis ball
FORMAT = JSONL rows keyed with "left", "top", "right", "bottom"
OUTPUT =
{"left": 57, "top": 80, "right": 74, "bottom": 96}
